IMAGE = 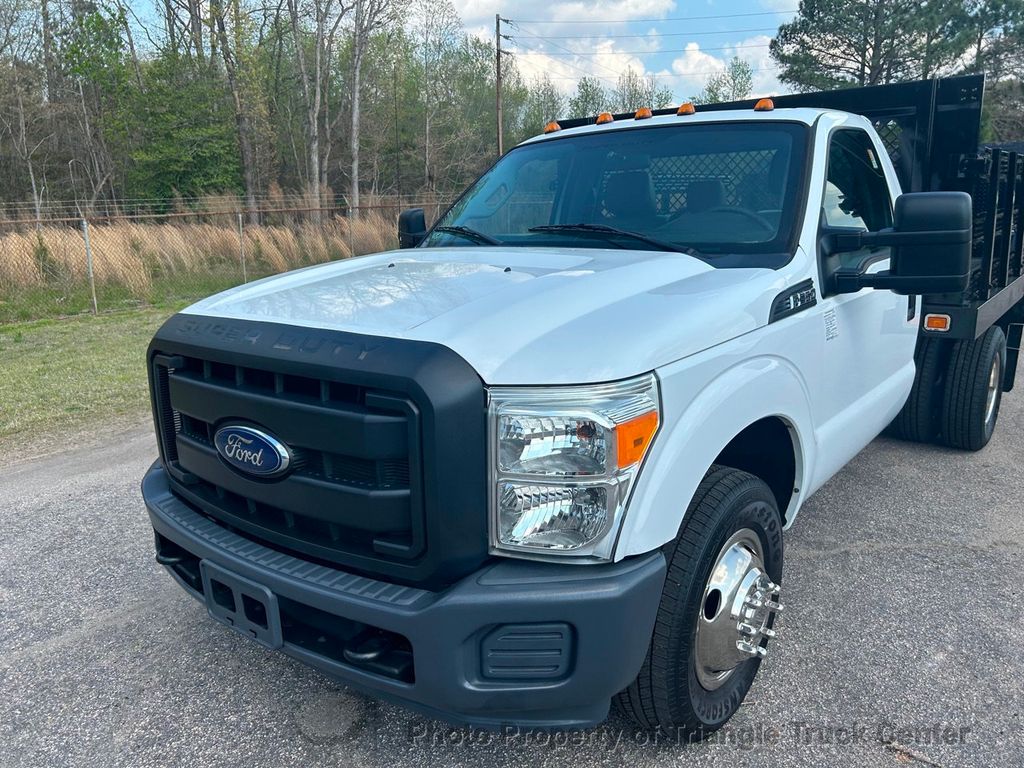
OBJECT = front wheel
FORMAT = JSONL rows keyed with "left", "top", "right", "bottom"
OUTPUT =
{"left": 616, "top": 465, "right": 784, "bottom": 737}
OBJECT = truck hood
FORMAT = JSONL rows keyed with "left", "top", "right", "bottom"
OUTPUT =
{"left": 182, "top": 247, "right": 787, "bottom": 384}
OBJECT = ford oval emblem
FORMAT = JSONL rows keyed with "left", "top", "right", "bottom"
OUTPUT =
{"left": 213, "top": 425, "right": 292, "bottom": 478}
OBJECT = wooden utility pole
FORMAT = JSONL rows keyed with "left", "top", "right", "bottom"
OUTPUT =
{"left": 495, "top": 13, "right": 504, "bottom": 157}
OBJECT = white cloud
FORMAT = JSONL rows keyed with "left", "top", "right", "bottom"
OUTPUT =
{"left": 662, "top": 35, "right": 787, "bottom": 101}
{"left": 666, "top": 43, "right": 726, "bottom": 96}
{"left": 547, "top": 0, "right": 676, "bottom": 23}
{"left": 724, "top": 34, "right": 786, "bottom": 96}
{"left": 513, "top": 37, "right": 652, "bottom": 95}
{"left": 454, "top": 0, "right": 677, "bottom": 30}
{"left": 450, "top": 0, "right": 792, "bottom": 102}
{"left": 670, "top": 42, "right": 726, "bottom": 77}
{"left": 452, "top": 0, "right": 502, "bottom": 27}
{"left": 465, "top": 24, "right": 491, "bottom": 43}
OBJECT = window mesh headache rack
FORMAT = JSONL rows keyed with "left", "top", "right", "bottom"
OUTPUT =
{"left": 560, "top": 75, "right": 1024, "bottom": 344}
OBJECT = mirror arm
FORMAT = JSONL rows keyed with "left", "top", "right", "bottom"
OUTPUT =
{"left": 833, "top": 267, "right": 969, "bottom": 295}
{"left": 833, "top": 267, "right": 896, "bottom": 293}
{"left": 831, "top": 228, "right": 970, "bottom": 252}
{"left": 831, "top": 268, "right": 892, "bottom": 294}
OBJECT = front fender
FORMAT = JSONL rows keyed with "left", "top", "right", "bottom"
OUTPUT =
{"left": 614, "top": 354, "right": 815, "bottom": 560}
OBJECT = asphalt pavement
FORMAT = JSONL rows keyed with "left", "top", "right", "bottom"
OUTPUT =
{"left": 1, "top": 397, "right": 1022, "bottom": 767}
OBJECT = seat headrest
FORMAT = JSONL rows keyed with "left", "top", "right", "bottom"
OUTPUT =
{"left": 603, "top": 170, "right": 656, "bottom": 222}
{"left": 686, "top": 179, "right": 725, "bottom": 213}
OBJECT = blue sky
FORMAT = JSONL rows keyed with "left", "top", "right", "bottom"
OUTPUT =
{"left": 454, "top": 0, "right": 798, "bottom": 101}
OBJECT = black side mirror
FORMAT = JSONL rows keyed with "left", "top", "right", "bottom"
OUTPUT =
{"left": 398, "top": 208, "right": 427, "bottom": 249}
{"left": 831, "top": 191, "right": 972, "bottom": 295}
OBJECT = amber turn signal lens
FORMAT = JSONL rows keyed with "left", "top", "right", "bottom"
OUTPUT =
{"left": 924, "top": 313, "right": 951, "bottom": 331}
{"left": 543, "top": 121, "right": 562, "bottom": 134}
{"left": 677, "top": 102, "right": 696, "bottom": 115}
{"left": 754, "top": 98, "right": 775, "bottom": 112}
{"left": 616, "top": 410, "right": 659, "bottom": 468}
{"left": 634, "top": 107, "right": 653, "bottom": 120}
{"left": 595, "top": 112, "right": 614, "bottom": 124}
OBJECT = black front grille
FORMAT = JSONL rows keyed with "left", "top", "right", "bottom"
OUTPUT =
{"left": 178, "top": 412, "right": 410, "bottom": 490}
{"left": 147, "top": 314, "right": 489, "bottom": 589}
{"left": 152, "top": 353, "right": 425, "bottom": 568}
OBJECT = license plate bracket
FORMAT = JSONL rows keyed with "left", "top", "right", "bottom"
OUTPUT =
{"left": 199, "top": 560, "right": 283, "bottom": 650}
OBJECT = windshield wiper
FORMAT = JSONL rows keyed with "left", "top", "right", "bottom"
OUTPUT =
{"left": 432, "top": 225, "right": 504, "bottom": 245}
{"left": 529, "top": 223, "right": 702, "bottom": 257}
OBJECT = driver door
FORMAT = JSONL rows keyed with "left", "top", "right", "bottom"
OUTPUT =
{"left": 813, "top": 128, "right": 919, "bottom": 480}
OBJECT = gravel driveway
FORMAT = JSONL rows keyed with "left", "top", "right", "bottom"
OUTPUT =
{"left": 2, "top": 398, "right": 1022, "bottom": 767}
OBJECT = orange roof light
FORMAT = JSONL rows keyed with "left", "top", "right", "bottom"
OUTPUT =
{"left": 754, "top": 98, "right": 775, "bottom": 112}
{"left": 677, "top": 101, "right": 696, "bottom": 116}
{"left": 616, "top": 410, "right": 659, "bottom": 469}
{"left": 543, "top": 121, "right": 562, "bottom": 134}
{"left": 634, "top": 107, "right": 653, "bottom": 120}
{"left": 924, "top": 313, "right": 951, "bottom": 332}
{"left": 595, "top": 111, "right": 615, "bottom": 124}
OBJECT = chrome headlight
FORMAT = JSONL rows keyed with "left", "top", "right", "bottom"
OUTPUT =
{"left": 487, "top": 374, "right": 660, "bottom": 561}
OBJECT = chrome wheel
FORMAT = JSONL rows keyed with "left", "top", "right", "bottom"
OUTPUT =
{"left": 694, "top": 527, "right": 783, "bottom": 691}
{"left": 984, "top": 355, "right": 1001, "bottom": 427}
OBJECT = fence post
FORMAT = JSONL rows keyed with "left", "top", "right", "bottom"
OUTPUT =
{"left": 81, "top": 217, "right": 98, "bottom": 315}
{"left": 346, "top": 206, "right": 355, "bottom": 258}
{"left": 237, "top": 212, "right": 248, "bottom": 283}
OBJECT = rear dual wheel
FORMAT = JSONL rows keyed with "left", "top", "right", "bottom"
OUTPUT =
{"left": 889, "top": 336, "right": 945, "bottom": 442}
{"left": 616, "top": 466, "right": 783, "bottom": 737}
{"left": 939, "top": 325, "right": 1006, "bottom": 451}
{"left": 890, "top": 325, "right": 1007, "bottom": 451}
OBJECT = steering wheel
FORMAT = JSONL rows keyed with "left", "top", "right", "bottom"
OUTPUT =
{"left": 668, "top": 205, "right": 775, "bottom": 232}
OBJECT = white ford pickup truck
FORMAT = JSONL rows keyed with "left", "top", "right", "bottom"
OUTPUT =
{"left": 143, "top": 75, "right": 1023, "bottom": 735}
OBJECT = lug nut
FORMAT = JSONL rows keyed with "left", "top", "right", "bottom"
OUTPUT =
{"left": 736, "top": 640, "right": 758, "bottom": 656}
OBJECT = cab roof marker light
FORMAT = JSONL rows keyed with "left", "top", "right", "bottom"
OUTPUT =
{"left": 754, "top": 98, "right": 775, "bottom": 112}
{"left": 595, "top": 112, "right": 614, "bottom": 125}
{"left": 634, "top": 107, "right": 653, "bottom": 120}
{"left": 543, "top": 121, "right": 561, "bottom": 134}
{"left": 677, "top": 102, "right": 696, "bottom": 116}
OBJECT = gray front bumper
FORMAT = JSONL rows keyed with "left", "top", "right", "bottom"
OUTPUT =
{"left": 143, "top": 462, "right": 666, "bottom": 728}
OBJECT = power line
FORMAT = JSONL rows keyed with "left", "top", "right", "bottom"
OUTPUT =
{"left": 510, "top": 37, "right": 622, "bottom": 86}
{"left": 509, "top": 26, "right": 626, "bottom": 81}
{"left": 507, "top": 17, "right": 785, "bottom": 92}
{"left": 508, "top": 9, "right": 797, "bottom": 24}
{"left": 540, "top": 66, "right": 783, "bottom": 82}
{"left": 519, "top": 43, "right": 772, "bottom": 57}
{"left": 512, "top": 26, "right": 781, "bottom": 40}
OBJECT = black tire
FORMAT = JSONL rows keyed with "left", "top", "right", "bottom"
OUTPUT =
{"left": 615, "top": 465, "right": 783, "bottom": 737}
{"left": 939, "top": 325, "right": 1007, "bottom": 451}
{"left": 888, "top": 337, "right": 946, "bottom": 442}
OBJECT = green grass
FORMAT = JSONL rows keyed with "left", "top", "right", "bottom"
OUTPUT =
{"left": 0, "top": 272, "right": 247, "bottom": 324}
{"left": 0, "top": 309, "right": 179, "bottom": 456}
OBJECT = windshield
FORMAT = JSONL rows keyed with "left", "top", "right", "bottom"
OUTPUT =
{"left": 424, "top": 121, "right": 809, "bottom": 262}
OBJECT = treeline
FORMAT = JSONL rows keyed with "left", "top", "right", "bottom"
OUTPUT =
{"left": 3, "top": 0, "right": 1024, "bottom": 220}
{"left": 0, "top": 0, "right": 596, "bottom": 220}
{"left": 772, "top": 0, "right": 1024, "bottom": 141}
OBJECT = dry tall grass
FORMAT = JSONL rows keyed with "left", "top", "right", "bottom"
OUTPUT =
{"left": 0, "top": 212, "right": 398, "bottom": 296}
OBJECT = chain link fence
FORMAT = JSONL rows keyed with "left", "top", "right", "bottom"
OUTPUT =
{"left": 0, "top": 199, "right": 450, "bottom": 325}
